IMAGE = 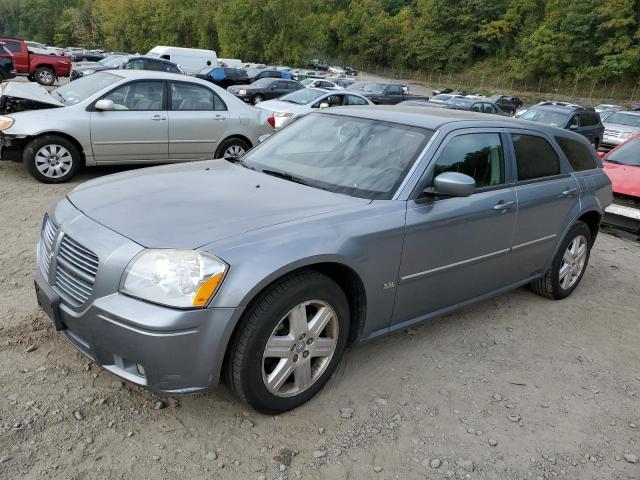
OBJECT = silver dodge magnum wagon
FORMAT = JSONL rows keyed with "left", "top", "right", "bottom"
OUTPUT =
{"left": 34, "top": 107, "right": 612, "bottom": 413}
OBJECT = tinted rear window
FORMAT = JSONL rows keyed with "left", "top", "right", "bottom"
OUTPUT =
{"left": 555, "top": 137, "right": 597, "bottom": 171}
{"left": 512, "top": 134, "right": 561, "bottom": 180}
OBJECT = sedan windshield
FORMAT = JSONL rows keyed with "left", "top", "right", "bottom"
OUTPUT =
{"left": 520, "top": 109, "right": 567, "bottom": 127}
{"left": 279, "top": 88, "right": 325, "bottom": 105}
{"left": 606, "top": 113, "right": 640, "bottom": 128}
{"left": 51, "top": 72, "right": 121, "bottom": 105}
{"left": 363, "top": 83, "right": 386, "bottom": 94}
{"left": 606, "top": 139, "right": 640, "bottom": 167}
{"left": 250, "top": 78, "right": 274, "bottom": 88}
{"left": 241, "top": 113, "right": 433, "bottom": 199}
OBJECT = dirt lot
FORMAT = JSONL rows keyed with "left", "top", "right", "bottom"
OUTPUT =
{"left": 1, "top": 159, "right": 639, "bottom": 480}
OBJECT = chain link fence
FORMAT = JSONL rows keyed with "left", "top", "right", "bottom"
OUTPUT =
{"left": 346, "top": 62, "right": 640, "bottom": 107}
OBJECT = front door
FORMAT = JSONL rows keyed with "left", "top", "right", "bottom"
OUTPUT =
{"left": 90, "top": 80, "right": 168, "bottom": 163}
{"left": 393, "top": 130, "right": 517, "bottom": 326}
{"left": 507, "top": 130, "right": 581, "bottom": 279}
{"left": 168, "top": 81, "right": 229, "bottom": 160}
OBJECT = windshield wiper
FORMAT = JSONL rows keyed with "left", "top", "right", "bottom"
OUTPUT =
{"left": 224, "top": 156, "right": 255, "bottom": 170}
{"left": 52, "top": 91, "right": 65, "bottom": 103}
{"left": 261, "top": 169, "right": 312, "bottom": 186}
{"left": 604, "top": 159, "right": 622, "bottom": 164}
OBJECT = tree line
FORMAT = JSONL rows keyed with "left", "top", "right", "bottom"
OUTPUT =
{"left": 1, "top": 0, "right": 639, "bottom": 85}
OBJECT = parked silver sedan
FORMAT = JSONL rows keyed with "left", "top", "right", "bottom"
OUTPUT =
{"left": 0, "top": 71, "right": 272, "bottom": 182}
{"left": 256, "top": 87, "right": 372, "bottom": 128}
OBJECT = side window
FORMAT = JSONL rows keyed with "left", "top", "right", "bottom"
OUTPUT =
{"left": 5, "top": 41, "right": 21, "bottom": 53}
{"left": 269, "top": 71, "right": 280, "bottom": 78}
{"left": 286, "top": 81, "right": 299, "bottom": 90}
{"left": 160, "top": 54, "right": 170, "bottom": 60}
{"left": 555, "top": 136, "right": 597, "bottom": 171}
{"left": 171, "top": 82, "right": 226, "bottom": 111}
{"left": 512, "top": 134, "right": 561, "bottom": 181}
{"left": 103, "top": 81, "right": 164, "bottom": 111}
{"left": 567, "top": 115, "right": 579, "bottom": 128}
{"left": 325, "top": 94, "right": 344, "bottom": 107}
{"left": 124, "top": 59, "right": 145, "bottom": 70}
{"left": 483, "top": 103, "right": 497, "bottom": 113}
{"left": 433, "top": 133, "right": 505, "bottom": 189}
{"left": 471, "top": 103, "right": 483, "bottom": 112}
{"left": 346, "top": 95, "right": 368, "bottom": 106}
{"left": 387, "top": 85, "right": 403, "bottom": 95}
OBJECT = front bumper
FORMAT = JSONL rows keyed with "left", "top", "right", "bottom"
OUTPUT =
{"left": 34, "top": 200, "right": 244, "bottom": 394}
{"left": 0, "top": 133, "right": 24, "bottom": 162}
{"left": 601, "top": 135, "right": 627, "bottom": 151}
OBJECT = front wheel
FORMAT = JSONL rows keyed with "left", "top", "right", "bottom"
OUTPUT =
{"left": 252, "top": 94, "right": 264, "bottom": 105}
{"left": 23, "top": 135, "right": 81, "bottom": 183}
{"left": 34, "top": 67, "right": 55, "bottom": 86}
{"left": 226, "top": 270, "right": 350, "bottom": 414}
{"left": 531, "top": 221, "right": 592, "bottom": 300}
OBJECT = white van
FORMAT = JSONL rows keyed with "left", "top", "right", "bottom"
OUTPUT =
{"left": 146, "top": 46, "right": 218, "bottom": 74}
{"left": 219, "top": 58, "right": 243, "bottom": 68}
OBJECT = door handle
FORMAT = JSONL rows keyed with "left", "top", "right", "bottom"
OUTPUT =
{"left": 493, "top": 200, "right": 515, "bottom": 211}
{"left": 562, "top": 187, "right": 578, "bottom": 197}
{"left": 214, "top": 115, "right": 226, "bottom": 121}
{"left": 151, "top": 115, "right": 167, "bottom": 121}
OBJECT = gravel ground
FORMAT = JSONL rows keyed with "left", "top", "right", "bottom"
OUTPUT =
{"left": 1, "top": 112, "right": 640, "bottom": 480}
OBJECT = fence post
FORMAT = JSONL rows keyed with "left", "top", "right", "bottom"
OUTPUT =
{"left": 481, "top": 72, "right": 485, "bottom": 90}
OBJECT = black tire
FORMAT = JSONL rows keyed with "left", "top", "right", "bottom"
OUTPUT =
{"left": 215, "top": 137, "right": 250, "bottom": 159}
{"left": 34, "top": 67, "right": 55, "bottom": 86}
{"left": 531, "top": 221, "right": 592, "bottom": 300}
{"left": 251, "top": 94, "right": 264, "bottom": 105}
{"left": 23, "top": 135, "right": 81, "bottom": 183}
{"left": 592, "top": 138, "right": 600, "bottom": 150}
{"left": 226, "top": 270, "right": 350, "bottom": 414}
{"left": 0, "top": 70, "right": 5, "bottom": 81}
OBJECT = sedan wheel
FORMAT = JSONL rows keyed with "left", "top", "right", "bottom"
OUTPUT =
{"left": 252, "top": 94, "right": 264, "bottom": 105}
{"left": 34, "top": 145, "right": 73, "bottom": 179}
{"left": 558, "top": 235, "right": 588, "bottom": 290}
{"left": 226, "top": 270, "right": 350, "bottom": 414}
{"left": 224, "top": 144, "right": 246, "bottom": 159}
{"left": 24, "top": 135, "right": 81, "bottom": 183}
{"left": 262, "top": 300, "right": 339, "bottom": 397}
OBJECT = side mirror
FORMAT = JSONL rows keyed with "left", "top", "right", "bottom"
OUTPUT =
{"left": 597, "top": 151, "right": 606, "bottom": 158}
{"left": 94, "top": 99, "right": 115, "bottom": 111}
{"left": 569, "top": 124, "right": 578, "bottom": 131}
{"left": 258, "top": 134, "right": 272, "bottom": 144}
{"left": 319, "top": 102, "right": 330, "bottom": 109}
{"left": 432, "top": 172, "right": 476, "bottom": 197}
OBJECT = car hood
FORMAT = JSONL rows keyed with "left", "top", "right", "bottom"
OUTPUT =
{"left": 67, "top": 160, "right": 370, "bottom": 249}
{"left": 0, "top": 82, "right": 63, "bottom": 113}
{"left": 255, "top": 99, "right": 307, "bottom": 114}
{"left": 603, "top": 162, "right": 640, "bottom": 197}
{"left": 603, "top": 122, "right": 640, "bottom": 134}
{"left": 73, "top": 64, "right": 113, "bottom": 72}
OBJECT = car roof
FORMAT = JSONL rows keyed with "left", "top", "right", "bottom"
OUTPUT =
{"left": 529, "top": 104, "right": 588, "bottom": 114}
{"left": 106, "top": 69, "right": 209, "bottom": 84}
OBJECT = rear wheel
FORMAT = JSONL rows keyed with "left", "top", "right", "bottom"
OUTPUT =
{"left": 226, "top": 270, "right": 350, "bottom": 414}
{"left": 23, "top": 135, "right": 81, "bottom": 183}
{"left": 531, "top": 221, "right": 592, "bottom": 300}
{"left": 215, "top": 137, "right": 250, "bottom": 159}
{"left": 252, "top": 94, "right": 264, "bottom": 105}
{"left": 35, "top": 67, "right": 55, "bottom": 86}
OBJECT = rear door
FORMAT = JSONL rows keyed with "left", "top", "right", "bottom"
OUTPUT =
{"left": 168, "top": 81, "right": 229, "bottom": 160}
{"left": 507, "top": 129, "right": 581, "bottom": 279}
{"left": 578, "top": 112, "right": 603, "bottom": 145}
{"left": 90, "top": 80, "right": 168, "bottom": 163}
{"left": 383, "top": 84, "right": 404, "bottom": 104}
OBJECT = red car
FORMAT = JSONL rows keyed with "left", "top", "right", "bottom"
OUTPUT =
{"left": 0, "top": 37, "right": 71, "bottom": 86}
{"left": 600, "top": 134, "right": 640, "bottom": 236}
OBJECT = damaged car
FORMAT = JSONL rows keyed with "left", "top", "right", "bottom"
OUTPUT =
{"left": 0, "top": 70, "right": 273, "bottom": 183}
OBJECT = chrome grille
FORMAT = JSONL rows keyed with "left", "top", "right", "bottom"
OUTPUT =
{"left": 39, "top": 215, "right": 58, "bottom": 277}
{"left": 604, "top": 129, "right": 622, "bottom": 138}
{"left": 54, "top": 235, "right": 99, "bottom": 307}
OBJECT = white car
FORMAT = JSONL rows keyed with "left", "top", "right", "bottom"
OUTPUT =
{"left": 26, "top": 41, "right": 54, "bottom": 56}
{"left": 328, "top": 66, "right": 345, "bottom": 75}
{"left": 300, "top": 78, "right": 343, "bottom": 90}
{"left": 255, "top": 88, "right": 372, "bottom": 128}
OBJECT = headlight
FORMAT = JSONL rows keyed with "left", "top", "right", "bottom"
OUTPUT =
{"left": 0, "top": 116, "right": 14, "bottom": 130}
{"left": 120, "top": 249, "right": 227, "bottom": 308}
{"left": 274, "top": 112, "right": 293, "bottom": 117}
{"left": 82, "top": 69, "right": 95, "bottom": 75}
{"left": 621, "top": 132, "right": 634, "bottom": 139}
{"left": 238, "top": 89, "right": 247, "bottom": 96}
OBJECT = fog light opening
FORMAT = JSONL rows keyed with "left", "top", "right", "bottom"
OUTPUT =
{"left": 136, "top": 363, "right": 146, "bottom": 377}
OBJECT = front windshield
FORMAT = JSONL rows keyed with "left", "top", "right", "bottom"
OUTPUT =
{"left": 607, "top": 139, "right": 640, "bottom": 167}
{"left": 363, "top": 83, "right": 386, "bottom": 94}
{"left": 300, "top": 79, "right": 314, "bottom": 86}
{"left": 98, "top": 55, "right": 126, "bottom": 67}
{"left": 279, "top": 88, "right": 325, "bottom": 105}
{"left": 198, "top": 66, "right": 214, "bottom": 75}
{"left": 51, "top": 72, "right": 120, "bottom": 105}
{"left": 520, "top": 109, "right": 567, "bottom": 127}
{"left": 241, "top": 113, "right": 433, "bottom": 199}
{"left": 606, "top": 113, "right": 640, "bottom": 128}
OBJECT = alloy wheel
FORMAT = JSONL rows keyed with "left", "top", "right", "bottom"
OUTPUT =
{"left": 39, "top": 70, "right": 54, "bottom": 85}
{"left": 35, "top": 145, "right": 73, "bottom": 179}
{"left": 224, "top": 144, "right": 246, "bottom": 158}
{"left": 262, "top": 300, "right": 339, "bottom": 398}
{"left": 558, "top": 234, "right": 588, "bottom": 290}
